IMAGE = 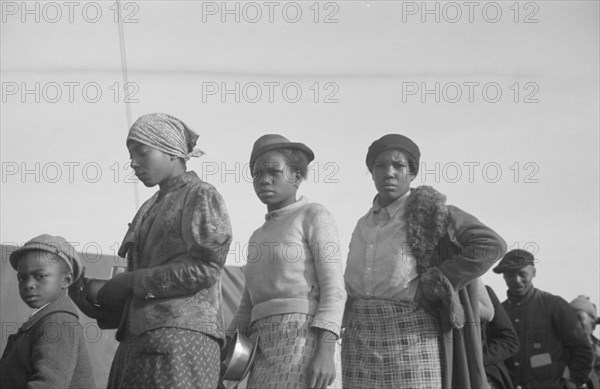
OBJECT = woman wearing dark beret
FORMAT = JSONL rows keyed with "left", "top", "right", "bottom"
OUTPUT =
{"left": 341, "top": 134, "right": 508, "bottom": 389}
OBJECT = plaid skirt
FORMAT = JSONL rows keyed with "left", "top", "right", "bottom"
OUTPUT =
{"left": 341, "top": 298, "right": 442, "bottom": 389}
{"left": 247, "top": 313, "right": 343, "bottom": 389}
{"left": 107, "top": 327, "right": 220, "bottom": 389}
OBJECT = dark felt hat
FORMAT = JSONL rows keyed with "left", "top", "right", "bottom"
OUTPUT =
{"left": 249, "top": 134, "right": 314, "bottom": 167}
{"left": 9, "top": 234, "right": 84, "bottom": 281}
{"left": 493, "top": 249, "right": 535, "bottom": 274}
{"left": 366, "top": 134, "right": 421, "bottom": 174}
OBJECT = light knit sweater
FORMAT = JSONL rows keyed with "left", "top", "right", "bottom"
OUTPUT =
{"left": 228, "top": 197, "right": 347, "bottom": 337}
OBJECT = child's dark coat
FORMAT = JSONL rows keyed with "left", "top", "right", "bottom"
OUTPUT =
{"left": 0, "top": 295, "right": 95, "bottom": 389}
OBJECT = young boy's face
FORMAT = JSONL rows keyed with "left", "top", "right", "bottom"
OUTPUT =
{"left": 17, "top": 251, "right": 72, "bottom": 309}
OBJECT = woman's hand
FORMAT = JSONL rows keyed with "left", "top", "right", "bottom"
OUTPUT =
{"left": 414, "top": 279, "right": 438, "bottom": 318}
{"left": 97, "top": 272, "right": 134, "bottom": 307}
{"left": 68, "top": 270, "right": 105, "bottom": 319}
{"left": 220, "top": 335, "right": 234, "bottom": 375}
{"left": 307, "top": 328, "right": 337, "bottom": 389}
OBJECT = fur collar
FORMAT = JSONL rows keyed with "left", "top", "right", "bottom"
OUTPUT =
{"left": 405, "top": 185, "right": 450, "bottom": 275}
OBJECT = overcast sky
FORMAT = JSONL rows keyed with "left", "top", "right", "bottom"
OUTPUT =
{"left": 1, "top": 1, "right": 598, "bottom": 309}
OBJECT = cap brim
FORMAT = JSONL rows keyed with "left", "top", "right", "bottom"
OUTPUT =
{"left": 250, "top": 142, "right": 315, "bottom": 166}
{"left": 493, "top": 263, "right": 532, "bottom": 274}
{"left": 7, "top": 246, "right": 46, "bottom": 270}
{"left": 9, "top": 245, "right": 82, "bottom": 281}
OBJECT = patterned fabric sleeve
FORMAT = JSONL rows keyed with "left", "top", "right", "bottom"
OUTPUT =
{"left": 132, "top": 187, "right": 232, "bottom": 299}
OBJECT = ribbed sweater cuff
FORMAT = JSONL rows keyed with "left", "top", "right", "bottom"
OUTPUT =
{"left": 251, "top": 298, "right": 318, "bottom": 323}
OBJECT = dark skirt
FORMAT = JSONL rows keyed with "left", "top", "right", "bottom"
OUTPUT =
{"left": 107, "top": 327, "right": 220, "bottom": 389}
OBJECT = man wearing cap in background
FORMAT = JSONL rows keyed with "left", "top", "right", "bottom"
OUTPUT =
{"left": 0, "top": 234, "right": 95, "bottom": 389}
{"left": 569, "top": 296, "right": 600, "bottom": 389}
{"left": 494, "top": 249, "right": 592, "bottom": 389}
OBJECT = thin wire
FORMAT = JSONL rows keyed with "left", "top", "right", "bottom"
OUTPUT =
{"left": 116, "top": 0, "right": 139, "bottom": 210}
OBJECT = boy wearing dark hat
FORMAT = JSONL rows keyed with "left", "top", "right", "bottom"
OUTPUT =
{"left": 494, "top": 249, "right": 593, "bottom": 389}
{"left": 0, "top": 234, "right": 95, "bottom": 389}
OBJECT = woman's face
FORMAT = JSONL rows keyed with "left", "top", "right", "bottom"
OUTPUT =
{"left": 371, "top": 149, "right": 415, "bottom": 207}
{"left": 252, "top": 151, "right": 300, "bottom": 212}
{"left": 128, "top": 140, "right": 178, "bottom": 187}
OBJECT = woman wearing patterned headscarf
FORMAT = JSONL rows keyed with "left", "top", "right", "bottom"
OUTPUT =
{"left": 70, "top": 113, "right": 233, "bottom": 388}
{"left": 341, "top": 134, "right": 508, "bottom": 389}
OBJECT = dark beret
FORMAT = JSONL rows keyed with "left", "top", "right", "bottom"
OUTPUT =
{"left": 366, "top": 134, "right": 421, "bottom": 174}
{"left": 493, "top": 249, "right": 535, "bottom": 274}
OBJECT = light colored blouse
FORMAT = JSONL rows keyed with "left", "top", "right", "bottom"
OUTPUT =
{"left": 344, "top": 191, "right": 419, "bottom": 301}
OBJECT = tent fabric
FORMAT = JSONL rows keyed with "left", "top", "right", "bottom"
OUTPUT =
{"left": 0, "top": 245, "right": 245, "bottom": 388}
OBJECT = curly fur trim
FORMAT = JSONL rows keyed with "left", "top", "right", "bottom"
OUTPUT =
{"left": 405, "top": 186, "right": 450, "bottom": 274}
{"left": 421, "top": 267, "right": 465, "bottom": 329}
{"left": 406, "top": 186, "right": 465, "bottom": 328}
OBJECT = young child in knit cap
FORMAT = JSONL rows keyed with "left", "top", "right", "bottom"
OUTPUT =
{"left": 0, "top": 234, "right": 95, "bottom": 389}
{"left": 570, "top": 296, "right": 600, "bottom": 389}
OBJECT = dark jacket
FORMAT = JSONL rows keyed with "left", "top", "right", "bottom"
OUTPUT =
{"left": 502, "top": 288, "right": 593, "bottom": 389}
{"left": 482, "top": 285, "right": 519, "bottom": 389}
{"left": 116, "top": 172, "right": 232, "bottom": 341}
{"left": 591, "top": 335, "right": 600, "bottom": 389}
{"left": 0, "top": 295, "right": 95, "bottom": 389}
{"left": 565, "top": 334, "right": 600, "bottom": 389}
{"left": 406, "top": 186, "right": 508, "bottom": 389}
{"left": 70, "top": 172, "right": 233, "bottom": 343}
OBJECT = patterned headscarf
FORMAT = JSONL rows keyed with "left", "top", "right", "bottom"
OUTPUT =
{"left": 127, "top": 113, "right": 204, "bottom": 160}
